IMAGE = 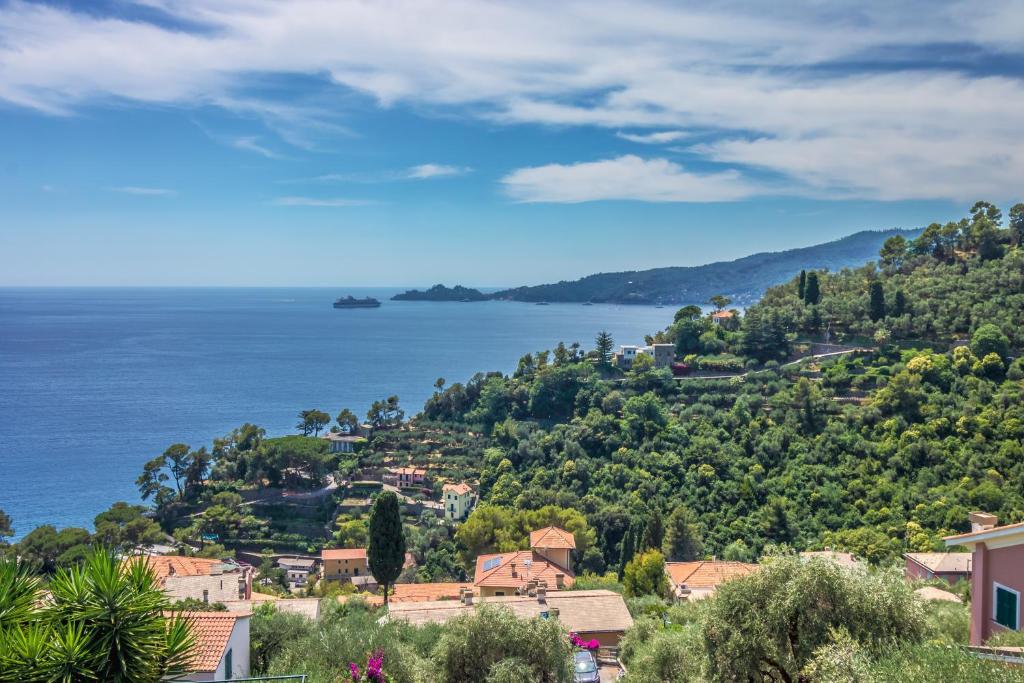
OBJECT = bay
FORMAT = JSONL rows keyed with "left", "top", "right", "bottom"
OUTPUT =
{"left": 0, "top": 287, "right": 672, "bottom": 537}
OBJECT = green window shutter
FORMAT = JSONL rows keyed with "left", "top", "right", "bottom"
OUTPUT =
{"left": 224, "top": 648, "right": 233, "bottom": 680}
{"left": 995, "top": 586, "right": 1019, "bottom": 630}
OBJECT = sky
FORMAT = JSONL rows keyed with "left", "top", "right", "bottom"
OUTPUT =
{"left": 1, "top": 0, "right": 1022, "bottom": 287}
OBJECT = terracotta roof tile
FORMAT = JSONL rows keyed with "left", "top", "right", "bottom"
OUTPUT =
{"left": 391, "top": 582, "right": 474, "bottom": 602}
{"left": 322, "top": 548, "right": 367, "bottom": 561}
{"left": 142, "top": 556, "right": 226, "bottom": 582}
{"left": 904, "top": 552, "right": 972, "bottom": 573}
{"left": 474, "top": 550, "right": 574, "bottom": 590}
{"left": 443, "top": 482, "right": 473, "bottom": 495}
{"left": 174, "top": 611, "right": 245, "bottom": 673}
{"left": 529, "top": 526, "right": 576, "bottom": 550}
{"left": 665, "top": 561, "right": 758, "bottom": 590}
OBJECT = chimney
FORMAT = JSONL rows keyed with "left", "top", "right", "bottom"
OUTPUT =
{"left": 537, "top": 585, "right": 547, "bottom": 603}
{"left": 970, "top": 512, "right": 998, "bottom": 532}
{"left": 554, "top": 573, "right": 564, "bottom": 589}
{"left": 167, "top": 563, "right": 176, "bottom": 576}
{"left": 549, "top": 607, "right": 560, "bottom": 619}
{"left": 462, "top": 590, "right": 473, "bottom": 606}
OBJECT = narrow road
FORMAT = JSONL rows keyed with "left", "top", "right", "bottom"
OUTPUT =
{"left": 675, "top": 346, "right": 872, "bottom": 381}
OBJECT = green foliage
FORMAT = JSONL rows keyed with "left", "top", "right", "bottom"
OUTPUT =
{"left": 432, "top": 605, "right": 574, "bottom": 683}
{"left": 971, "top": 323, "right": 1010, "bottom": 359}
{"left": 623, "top": 549, "right": 668, "bottom": 598}
{"left": 93, "top": 502, "right": 164, "bottom": 552}
{"left": 662, "top": 505, "right": 703, "bottom": 562}
{"left": 595, "top": 330, "right": 614, "bottom": 367}
{"left": 368, "top": 491, "right": 406, "bottom": 607}
{"left": 16, "top": 525, "right": 92, "bottom": 573}
{"left": 0, "top": 510, "right": 12, "bottom": 545}
{"left": 702, "top": 554, "right": 925, "bottom": 682}
{"left": 297, "top": 409, "right": 331, "bottom": 436}
{"left": 455, "top": 505, "right": 595, "bottom": 568}
{"left": 804, "top": 271, "right": 821, "bottom": 304}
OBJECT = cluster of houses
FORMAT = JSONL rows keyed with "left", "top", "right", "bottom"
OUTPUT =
{"left": 137, "top": 509, "right": 1024, "bottom": 679}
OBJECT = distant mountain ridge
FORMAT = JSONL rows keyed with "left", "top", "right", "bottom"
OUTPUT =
{"left": 490, "top": 229, "right": 919, "bottom": 305}
{"left": 392, "top": 284, "right": 488, "bottom": 301}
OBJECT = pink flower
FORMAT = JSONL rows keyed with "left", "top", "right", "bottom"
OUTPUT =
{"left": 349, "top": 662, "right": 360, "bottom": 682}
{"left": 367, "top": 650, "right": 384, "bottom": 682}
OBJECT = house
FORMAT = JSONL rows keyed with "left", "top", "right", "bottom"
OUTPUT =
{"left": 322, "top": 548, "right": 369, "bottom": 581}
{"left": 177, "top": 611, "right": 250, "bottom": 681}
{"left": 945, "top": 512, "right": 1024, "bottom": 645}
{"left": 711, "top": 310, "right": 736, "bottom": 326}
{"left": 443, "top": 482, "right": 475, "bottom": 521}
{"left": 388, "top": 589, "right": 634, "bottom": 647}
{"left": 904, "top": 552, "right": 972, "bottom": 585}
{"left": 613, "top": 343, "right": 676, "bottom": 370}
{"left": 142, "top": 555, "right": 252, "bottom": 604}
{"left": 800, "top": 551, "right": 864, "bottom": 571}
{"left": 474, "top": 527, "right": 576, "bottom": 598}
{"left": 277, "top": 557, "right": 316, "bottom": 587}
{"left": 383, "top": 467, "right": 427, "bottom": 489}
{"left": 322, "top": 432, "right": 363, "bottom": 454}
{"left": 664, "top": 560, "right": 758, "bottom": 601}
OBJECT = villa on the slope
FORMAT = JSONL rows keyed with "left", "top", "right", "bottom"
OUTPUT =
{"left": 614, "top": 343, "right": 675, "bottom": 370}
{"left": 442, "top": 482, "right": 475, "bottom": 521}
{"left": 473, "top": 526, "right": 576, "bottom": 598}
{"left": 142, "top": 555, "right": 252, "bottom": 603}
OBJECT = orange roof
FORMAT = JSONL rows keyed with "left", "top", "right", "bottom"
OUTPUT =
{"left": 711, "top": 310, "right": 735, "bottom": 319}
{"left": 322, "top": 548, "right": 367, "bottom": 561}
{"left": 142, "top": 556, "right": 225, "bottom": 582}
{"left": 392, "top": 467, "right": 426, "bottom": 476}
{"left": 443, "top": 482, "right": 473, "bottom": 495}
{"left": 390, "top": 582, "right": 474, "bottom": 602}
{"left": 529, "top": 526, "right": 576, "bottom": 550}
{"left": 175, "top": 611, "right": 247, "bottom": 673}
{"left": 665, "top": 561, "right": 757, "bottom": 589}
{"left": 474, "top": 550, "right": 574, "bottom": 589}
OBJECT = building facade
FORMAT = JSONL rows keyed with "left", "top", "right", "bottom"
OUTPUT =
{"left": 179, "top": 611, "right": 251, "bottom": 682}
{"left": 903, "top": 552, "right": 972, "bottom": 585}
{"left": 614, "top": 343, "right": 675, "bottom": 370}
{"left": 322, "top": 548, "right": 369, "bottom": 581}
{"left": 442, "top": 482, "right": 474, "bottom": 521}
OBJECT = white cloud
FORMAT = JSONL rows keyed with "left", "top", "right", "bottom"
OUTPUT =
{"left": 616, "top": 131, "right": 688, "bottom": 144}
{"left": 273, "top": 196, "right": 376, "bottom": 207}
{"left": 405, "top": 163, "right": 471, "bottom": 179}
{"left": 109, "top": 186, "right": 177, "bottom": 196}
{"left": 231, "top": 136, "right": 284, "bottom": 159}
{"left": 2, "top": 1, "right": 1024, "bottom": 200}
{"left": 501, "top": 155, "right": 759, "bottom": 203}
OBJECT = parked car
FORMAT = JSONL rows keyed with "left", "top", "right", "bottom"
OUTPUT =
{"left": 573, "top": 650, "right": 600, "bottom": 683}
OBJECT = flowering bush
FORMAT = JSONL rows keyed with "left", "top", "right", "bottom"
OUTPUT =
{"left": 348, "top": 650, "right": 388, "bottom": 682}
{"left": 569, "top": 632, "right": 600, "bottom": 651}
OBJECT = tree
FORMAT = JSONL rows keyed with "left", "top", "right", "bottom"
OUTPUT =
{"left": 879, "top": 235, "right": 908, "bottom": 270}
{"left": 868, "top": 281, "right": 885, "bottom": 322}
{"left": 708, "top": 294, "right": 731, "bottom": 312}
{"left": 970, "top": 200, "right": 1002, "bottom": 226}
{"left": 93, "top": 502, "right": 165, "bottom": 552}
{"left": 335, "top": 408, "right": 360, "bottom": 434}
{"left": 797, "top": 270, "right": 806, "bottom": 299}
{"left": 674, "top": 305, "right": 702, "bottom": 322}
{"left": 662, "top": 506, "right": 703, "bottom": 562}
{"left": 367, "top": 396, "right": 404, "bottom": 429}
{"left": 0, "top": 509, "right": 12, "bottom": 545}
{"left": 623, "top": 549, "right": 668, "bottom": 598}
{"left": 367, "top": 491, "right": 405, "bottom": 609}
{"left": 594, "top": 330, "right": 614, "bottom": 367}
{"left": 702, "top": 554, "right": 925, "bottom": 682}
{"left": 803, "top": 272, "right": 821, "bottom": 305}
{"left": 639, "top": 511, "right": 664, "bottom": 552}
{"left": 16, "top": 525, "right": 92, "bottom": 573}
{"left": 892, "top": 289, "right": 907, "bottom": 317}
{"left": 434, "top": 377, "right": 446, "bottom": 392}
{"left": 297, "top": 409, "right": 330, "bottom": 436}
{"left": 0, "top": 549, "right": 196, "bottom": 682}
{"left": 1009, "top": 203, "right": 1024, "bottom": 246}
{"left": 971, "top": 323, "right": 1010, "bottom": 360}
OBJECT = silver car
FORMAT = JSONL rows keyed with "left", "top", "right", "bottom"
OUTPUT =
{"left": 573, "top": 650, "right": 600, "bottom": 683}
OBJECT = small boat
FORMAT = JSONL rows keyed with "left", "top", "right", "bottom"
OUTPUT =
{"left": 535, "top": 301, "right": 550, "bottom": 306}
{"left": 582, "top": 302, "right": 594, "bottom": 306}
{"left": 333, "top": 296, "right": 381, "bottom": 309}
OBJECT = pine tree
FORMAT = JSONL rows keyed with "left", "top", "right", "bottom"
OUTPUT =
{"left": 662, "top": 505, "right": 703, "bottom": 561}
{"left": 804, "top": 272, "right": 821, "bottom": 305}
{"left": 594, "top": 330, "right": 614, "bottom": 367}
{"left": 640, "top": 511, "right": 664, "bottom": 551}
{"left": 868, "top": 281, "right": 885, "bottom": 322}
{"left": 798, "top": 270, "right": 806, "bottom": 300}
{"left": 368, "top": 491, "right": 406, "bottom": 609}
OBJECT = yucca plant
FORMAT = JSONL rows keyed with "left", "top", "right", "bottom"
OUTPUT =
{"left": 0, "top": 548, "right": 196, "bottom": 682}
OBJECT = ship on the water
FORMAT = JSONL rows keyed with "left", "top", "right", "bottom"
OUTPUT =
{"left": 333, "top": 296, "right": 381, "bottom": 309}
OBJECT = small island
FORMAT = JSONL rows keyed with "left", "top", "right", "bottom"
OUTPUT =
{"left": 391, "top": 284, "right": 488, "bottom": 301}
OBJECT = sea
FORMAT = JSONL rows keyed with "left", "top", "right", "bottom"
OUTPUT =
{"left": 0, "top": 288, "right": 673, "bottom": 538}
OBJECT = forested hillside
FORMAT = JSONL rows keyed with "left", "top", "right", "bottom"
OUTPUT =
{"left": 490, "top": 228, "right": 917, "bottom": 305}
{"left": 425, "top": 201, "right": 1024, "bottom": 570}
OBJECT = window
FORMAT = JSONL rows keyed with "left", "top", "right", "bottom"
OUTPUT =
{"left": 224, "top": 648, "right": 233, "bottom": 680}
{"left": 495, "top": 591, "right": 505, "bottom": 596}
{"left": 995, "top": 583, "right": 1020, "bottom": 630}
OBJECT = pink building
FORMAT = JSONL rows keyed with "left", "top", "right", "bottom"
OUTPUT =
{"left": 945, "top": 512, "right": 1024, "bottom": 645}
{"left": 903, "top": 552, "right": 971, "bottom": 585}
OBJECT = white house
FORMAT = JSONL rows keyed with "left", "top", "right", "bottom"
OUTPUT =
{"left": 178, "top": 611, "right": 250, "bottom": 681}
{"left": 277, "top": 557, "right": 316, "bottom": 587}
{"left": 614, "top": 343, "right": 675, "bottom": 370}
{"left": 442, "top": 482, "right": 475, "bottom": 521}
{"left": 322, "top": 432, "right": 363, "bottom": 453}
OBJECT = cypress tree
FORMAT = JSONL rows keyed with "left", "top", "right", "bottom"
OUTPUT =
{"left": 868, "top": 281, "right": 885, "bottom": 322}
{"left": 798, "top": 269, "right": 806, "bottom": 300}
{"left": 804, "top": 272, "right": 821, "bottom": 305}
{"left": 640, "top": 511, "right": 664, "bottom": 552}
{"left": 893, "top": 289, "right": 907, "bottom": 317}
{"left": 617, "top": 526, "right": 636, "bottom": 582}
{"left": 368, "top": 490, "right": 406, "bottom": 609}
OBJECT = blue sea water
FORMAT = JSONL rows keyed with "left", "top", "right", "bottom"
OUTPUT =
{"left": 0, "top": 288, "right": 672, "bottom": 538}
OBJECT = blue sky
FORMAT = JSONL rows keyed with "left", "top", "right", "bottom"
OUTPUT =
{"left": 1, "top": 0, "right": 1022, "bottom": 287}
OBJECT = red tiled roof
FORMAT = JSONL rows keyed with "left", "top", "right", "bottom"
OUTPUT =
{"left": 443, "top": 482, "right": 473, "bottom": 495}
{"left": 391, "top": 582, "right": 474, "bottom": 602}
{"left": 392, "top": 467, "right": 426, "bottom": 476}
{"left": 322, "top": 548, "right": 367, "bottom": 561}
{"left": 665, "top": 561, "right": 757, "bottom": 589}
{"left": 711, "top": 310, "right": 735, "bottom": 319}
{"left": 529, "top": 526, "right": 576, "bottom": 550}
{"left": 175, "top": 611, "right": 247, "bottom": 673}
{"left": 474, "top": 550, "right": 574, "bottom": 589}
{"left": 142, "top": 556, "right": 225, "bottom": 582}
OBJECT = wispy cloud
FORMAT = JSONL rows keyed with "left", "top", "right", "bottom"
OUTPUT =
{"left": 405, "top": 163, "right": 471, "bottom": 179}
{"left": 616, "top": 131, "right": 688, "bottom": 144}
{"left": 109, "top": 186, "right": 177, "bottom": 196}
{"left": 2, "top": 1, "right": 1024, "bottom": 200}
{"left": 502, "top": 155, "right": 759, "bottom": 203}
{"left": 294, "top": 164, "right": 471, "bottom": 183}
{"left": 230, "top": 136, "right": 285, "bottom": 159}
{"left": 272, "top": 196, "right": 377, "bottom": 207}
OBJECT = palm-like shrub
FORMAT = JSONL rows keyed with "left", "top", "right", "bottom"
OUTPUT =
{"left": 0, "top": 548, "right": 195, "bottom": 682}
